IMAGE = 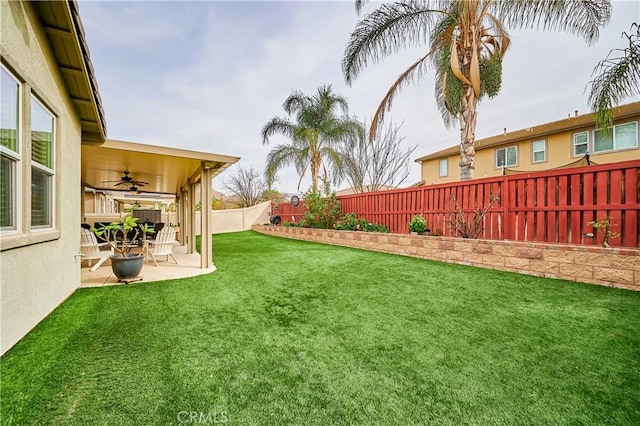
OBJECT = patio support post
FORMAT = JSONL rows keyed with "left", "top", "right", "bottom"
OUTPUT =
{"left": 187, "top": 179, "right": 196, "bottom": 254}
{"left": 80, "top": 185, "right": 86, "bottom": 224}
{"left": 200, "top": 162, "right": 213, "bottom": 269}
{"left": 175, "top": 193, "right": 182, "bottom": 245}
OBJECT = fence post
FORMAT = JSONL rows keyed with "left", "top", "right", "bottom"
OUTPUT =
{"left": 502, "top": 175, "right": 510, "bottom": 241}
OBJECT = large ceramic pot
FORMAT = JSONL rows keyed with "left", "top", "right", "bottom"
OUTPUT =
{"left": 110, "top": 254, "right": 144, "bottom": 281}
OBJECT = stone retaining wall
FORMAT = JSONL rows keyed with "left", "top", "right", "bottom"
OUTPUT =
{"left": 252, "top": 225, "right": 640, "bottom": 291}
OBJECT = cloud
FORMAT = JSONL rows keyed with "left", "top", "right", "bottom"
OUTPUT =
{"left": 78, "top": 0, "right": 640, "bottom": 194}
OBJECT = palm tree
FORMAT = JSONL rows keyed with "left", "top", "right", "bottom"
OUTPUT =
{"left": 588, "top": 23, "right": 639, "bottom": 130}
{"left": 343, "top": 0, "right": 612, "bottom": 180}
{"left": 261, "top": 85, "right": 364, "bottom": 194}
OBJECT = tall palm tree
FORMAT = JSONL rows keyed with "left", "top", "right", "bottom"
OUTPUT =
{"left": 343, "top": 0, "right": 612, "bottom": 180}
{"left": 261, "top": 85, "right": 364, "bottom": 194}
{"left": 588, "top": 23, "right": 639, "bottom": 130}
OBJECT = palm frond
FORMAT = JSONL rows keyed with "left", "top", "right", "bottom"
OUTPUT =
{"left": 320, "top": 146, "right": 346, "bottom": 187}
{"left": 261, "top": 117, "right": 296, "bottom": 145}
{"left": 482, "top": 12, "right": 511, "bottom": 56}
{"left": 493, "top": 0, "right": 611, "bottom": 45}
{"left": 282, "top": 91, "right": 311, "bottom": 116}
{"left": 370, "top": 49, "right": 434, "bottom": 139}
{"left": 355, "top": 0, "right": 369, "bottom": 15}
{"left": 588, "top": 23, "right": 640, "bottom": 129}
{"left": 343, "top": 2, "right": 448, "bottom": 84}
{"left": 321, "top": 117, "right": 366, "bottom": 146}
{"left": 264, "top": 144, "right": 307, "bottom": 185}
{"left": 315, "top": 84, "right": 351, "bottom": 116}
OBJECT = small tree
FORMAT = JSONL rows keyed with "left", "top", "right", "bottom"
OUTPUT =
{"left": 587, "top": 216, "right": 620, "bottom": 247}
{"left": 223, "top": 166, "right": 268, "bottom": 208}
{"left": 261, "top": 189, "right": 287, "bottom": 204}
{"left": 447, "top": 193, "right": 498, "bottom": 239}
{"left": 340, "top": 121, "right": 417, "bottom": 193}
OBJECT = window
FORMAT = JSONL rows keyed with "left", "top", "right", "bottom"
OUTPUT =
{"left": 30, "top": 97, "right": 54, "bottom": 228}
{"left": 1, "top": 67, "right": 20, "bottom": 231}
{"left": 593, "top": 121, "right": 638, "bottom": 153}
{"left": 495, "top": 146, "right": 517, "bottom": 168}
{"left": 531, "top": 140, "right": 546, "bottom": 163}
{"left": 0, "top": 63, "right": 59, "bottom": 248}
{"left": 573, "top": 132, "right": 589, "bottom": 156}
{"left": 438, "top": 158, "right": 448, "bottom": 177}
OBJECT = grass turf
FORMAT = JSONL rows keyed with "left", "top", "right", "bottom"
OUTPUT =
{"left": 1, "top": 231, "right": 639, "bottom": 425}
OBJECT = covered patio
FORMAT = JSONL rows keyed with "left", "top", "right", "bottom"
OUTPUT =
{"left": 80, "top": 245, "right": 209, "bottom": 287}
{"left": 81, "top": 138, "right": 239, "bottom": 284}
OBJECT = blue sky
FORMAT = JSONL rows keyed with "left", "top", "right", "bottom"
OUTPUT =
{"left": 78, "top": 0, "right": 640, "bottom": 194}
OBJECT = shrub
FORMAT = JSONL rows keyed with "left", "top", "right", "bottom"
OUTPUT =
{"left": 282, "top": 222, "right": 297, "bottom": 227}
{"left": 362, "top": 222, "right": 389, "bottom": 233}
{"left": 334, "top": 213, "right": 362, "bottom": 231}
{"left": 299, "top": 192, "right": 342, "bottom": 229}
{"left": 334, "top": 213, "right": 388, "bottom": 233}
{"left": 409, "top": 215, "right": 427, "bottom": 233}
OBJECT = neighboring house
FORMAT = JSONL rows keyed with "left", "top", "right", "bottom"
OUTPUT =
{"left": 335, "top": 184, "right": 395, "bottom": 196}
{"left": 416, "top": 102, "right": 640, "bottom": 184}
{"left": 1, "top": 1, "right": 238, "bottom": 355}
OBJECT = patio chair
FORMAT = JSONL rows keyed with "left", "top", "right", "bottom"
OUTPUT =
{"left": 147, "top": 222, "right": 165, "bottom": 241}
{"left": 145, "top": 227, "right": 178, "bottom": 266}
{"left": 80, "top": 228, "right": 114, "bottom": 272}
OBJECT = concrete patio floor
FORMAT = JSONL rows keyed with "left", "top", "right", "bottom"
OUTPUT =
{"left": 80, "top": 245, "right": 215, "bottom": 287}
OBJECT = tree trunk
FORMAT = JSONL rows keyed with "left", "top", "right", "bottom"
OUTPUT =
{"left": 459, "top": 85, "right": 478, "bottom": 181}
{"left": 310, "top": 161, "right": 319, "bottom": 194}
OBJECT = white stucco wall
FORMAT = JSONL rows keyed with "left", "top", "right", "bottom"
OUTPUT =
{"left": 194, "top": 202, "right": 271, "bottom": 234}
{"left": 1, "top": 2, "right": 83, "bottom": 354}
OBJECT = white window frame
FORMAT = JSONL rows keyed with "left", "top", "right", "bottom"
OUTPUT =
{"left": 0, "top": 62, "right": 60, "bottom": 251}
{"left": 30, "top": 95, "right": 56, "bottom": 230}
{"left": 593, "top": 121, "right": 638, "bottom": 153}
{"left": 438, "top": 158, "right": 448, "bottom": 177}
{"left": 572, "top": 131, "right": 589, "bottom": 157}
{"left": 0, "top": 65, "right": 22, "bottom": 234}
{"left": 531, "top": 139, "right": 547, "bottom": 163}
{"left": 495, "top": 145, "right": 517, "bottom": 168}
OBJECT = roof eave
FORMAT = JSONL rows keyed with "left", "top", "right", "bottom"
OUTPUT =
{"left": 34, "top": 0, "right": 106, "bottom": 143}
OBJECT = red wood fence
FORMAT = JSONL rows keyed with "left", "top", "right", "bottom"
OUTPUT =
{"left": 273, "top": 160, "right": 640, "bottom": 248}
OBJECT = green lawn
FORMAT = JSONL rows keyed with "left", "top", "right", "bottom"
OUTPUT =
{"left": 2, "top": 231, "right": 639, "bottom": 425}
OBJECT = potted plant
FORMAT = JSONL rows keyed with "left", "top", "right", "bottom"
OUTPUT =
{"left": 409, "top": 215, "right": 429, "bottom": 235}
{"left": 93, "top": 216, "right": 153, "bottom": 282}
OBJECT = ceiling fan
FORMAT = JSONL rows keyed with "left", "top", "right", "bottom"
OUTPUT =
{"left": 101, "top": 171, "right": 149, "bottom": 188}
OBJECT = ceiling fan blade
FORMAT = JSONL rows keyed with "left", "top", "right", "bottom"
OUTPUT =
{"left": 99, "top": 171, "right": 149, "bottom": 189}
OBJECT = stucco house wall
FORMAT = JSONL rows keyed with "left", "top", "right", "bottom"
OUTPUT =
{"left": 1, "top": 1, "right": 82, "bottom": 354}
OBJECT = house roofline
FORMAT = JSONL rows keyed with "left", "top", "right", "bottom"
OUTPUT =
{"left": 33, "top": 0, "right": 106, "bottom": 142}
{"left": 415, "top": 101, "right": 640, "bottom": 163}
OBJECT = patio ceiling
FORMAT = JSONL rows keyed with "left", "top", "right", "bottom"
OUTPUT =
{"left": 82, "top": 139, "right": 239, "bottom": 195}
